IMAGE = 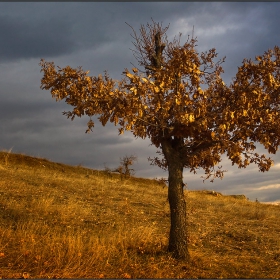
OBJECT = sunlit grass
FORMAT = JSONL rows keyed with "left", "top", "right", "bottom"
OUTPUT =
{"left": 0, "top": 150, "right": 279, "bottom": 278}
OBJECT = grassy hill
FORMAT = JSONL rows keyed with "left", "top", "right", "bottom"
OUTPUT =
{"left": 0, "top": 150, "right": 279, "bottom": 278}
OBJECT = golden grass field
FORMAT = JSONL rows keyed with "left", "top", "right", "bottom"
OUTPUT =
{"left": 0, "top": 150, "right": 279, "bottom": 278}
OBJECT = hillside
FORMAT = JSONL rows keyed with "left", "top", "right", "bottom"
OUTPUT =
{"left": 0, "top": 150, "right": 279, "bottom": 278}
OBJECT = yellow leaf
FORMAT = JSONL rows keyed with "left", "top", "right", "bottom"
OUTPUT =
{"left": 198, "top": 87, "right": 203, "bottom": 94}
{"left": 219, "top": 124, "right": 226, "bottom": 132}
{"left": 130, "top": 87, "right": 137, "bottom": 94}
{"left": 126, "top": 72, "right": 134, "bottom": 79}
{"left": 189, "top": 114, "right": 195, "bottom": 122}
{"left": 154, "top": 86, "right": 160, "bottom": 93}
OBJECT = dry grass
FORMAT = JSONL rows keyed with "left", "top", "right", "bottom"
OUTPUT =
{"left": 0, "top": 150, "right": 279, "bottom": 278}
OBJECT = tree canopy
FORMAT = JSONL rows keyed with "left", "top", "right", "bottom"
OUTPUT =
{"left": 40, "top": 23, "right": 280, "bottom": 181}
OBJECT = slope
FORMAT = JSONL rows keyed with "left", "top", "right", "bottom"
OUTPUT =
{"left": 0, "top": 150, "right": 279, "bottom": 278}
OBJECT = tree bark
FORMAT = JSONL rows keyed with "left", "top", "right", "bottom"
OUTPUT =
{"left": 162, "top": 139, "right": 190, "bottom": 260}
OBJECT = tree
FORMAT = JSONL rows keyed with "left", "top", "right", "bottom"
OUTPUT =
{"left": 104, "top": 154, "right": 137, "bottom": 178}
{"left": 39, "top": 20, "right": 280, "bottom": 260}
{"left": 117, "top": 155, "right": 137, "bottom": 177}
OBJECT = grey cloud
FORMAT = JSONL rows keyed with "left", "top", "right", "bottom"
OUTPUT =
{"left": 0, "top": 100, "right": 56, "bottom": 121}
{"left": 0, "top": 15, "right": 76, "bottom": 62}
{"left": 261, "top": 189, "right": 280, "bottom": 202}
{"left": 0, "top": 2, "right": 125, "bottom": 62}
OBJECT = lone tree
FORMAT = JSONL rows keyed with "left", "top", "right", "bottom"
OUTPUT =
{"left": 40, "top": 21, "right": 280, "bottom": 260}
{"left": 117, "top": 155, "right": 137, "bottom": 177}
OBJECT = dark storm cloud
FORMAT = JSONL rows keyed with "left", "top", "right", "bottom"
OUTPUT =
{"left": 172, "top": 3, "right": 280, "bottom": 83}
{"left": 0, "top": 2, "right": 236, "bottom": 63}
{"left": 0, "top": 14, "right": 76, "bottom": 62}
{"left": 0, "top": 99, "right": 54, "bottom": 121}
{"left": 0, "top": 2, "right": 132, "bottom": 62}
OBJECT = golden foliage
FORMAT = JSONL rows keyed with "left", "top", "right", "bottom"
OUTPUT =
{"left": 40, "top": 22, "right": 280, "bottom": 181}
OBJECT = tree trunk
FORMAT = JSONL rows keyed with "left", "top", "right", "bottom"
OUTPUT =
{"left": 162, "top": 139, "right": 190, "bottom": 260}
{"left": 150, "top": 31, "right": 189, "bottom": 260}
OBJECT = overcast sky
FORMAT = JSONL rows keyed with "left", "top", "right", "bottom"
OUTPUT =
{"left": 1, "top": 2, "right": 280, "bottom": 203}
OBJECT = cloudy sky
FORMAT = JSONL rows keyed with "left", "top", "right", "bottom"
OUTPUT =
{"left": 1, "top": 2, "right": 280, "bottom": 203}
